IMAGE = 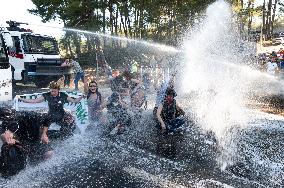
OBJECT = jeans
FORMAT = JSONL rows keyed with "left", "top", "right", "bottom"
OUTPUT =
{"left": 167, "top": 117, "right": 185, "bottom": 132}
{"left": 74, "top": 72, "right": 85, "bottom": 90}
{"left": 64, "top": 74, "right": 71, "bottom": 87}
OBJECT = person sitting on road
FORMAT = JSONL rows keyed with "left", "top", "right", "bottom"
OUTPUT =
{"left": 129, "top": 75, "right": 147, "bottom": 114}
{"left": 106, "top": 92, "right": 131, "bottom": 135}
{"left": 155, "top": 88, "right": 185, "bottom": 133}
{"left": 0, "top": 108, "right": 52, "bottom": 177}
{"left": 110, "top": 70, "right": 129, "bottom": 97}
{"left": 84, "top": 80, "right": 105, "bottom": 123}
{"left": 17, "top": 81, "right": 83, "bottom": 140}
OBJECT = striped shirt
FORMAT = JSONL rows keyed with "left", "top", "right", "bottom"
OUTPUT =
{"left": 71, "top": 60, "right": 83, "bottom": 73}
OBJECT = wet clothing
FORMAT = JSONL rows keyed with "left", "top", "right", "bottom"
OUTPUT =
{"left": 43, "top": 92, "right": 68, "bottom": 122}
{"left": 64, "top": 74, "right": 71, "bottom": 87}
{"left": 110, "top": 75, "right": 128, "bottom": 93}
{"left": 154, "top": 99, "right": 185, "bottom": 132}
{"left": 0, "top": 111, "right": 45, "bottom": 141}
{"left": 0, "top": 142, "right": 27, "bottom": 177}
{"left": 42, "top": 92, "right": 75, "bottom": 137}
{"left": 130, "top": 85, "right": 146, "bottom": 110}
{"left": 107, "top": 102, "right": 130, "bottom": 126}
{"left": 45, "top": 112, "right": 75, "bottom": 139}
{"left": 155, "top": 79, "right": 176, "bottom": 107}
{"left": 87, "top": 92, "right": 102, "bottom": 122}
{"left": 0, "top": 111, "right": 51, "bottom": 177}
{"left": 142, "top": 74, "right": 151, "bottom": 92}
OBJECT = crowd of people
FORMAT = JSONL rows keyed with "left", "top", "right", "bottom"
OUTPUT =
{"left": 0, "top": 59, "right": 187, "bottom": 177}
{"left": 2, "top": 44, "right": 284, "bottom": 177}
{"left": 257, "top": 48, "right": 284, "bottom": 76}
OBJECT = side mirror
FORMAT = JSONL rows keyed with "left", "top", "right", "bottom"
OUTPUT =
{"left": 2, "top": 32, "right": 13, "bottom": 48}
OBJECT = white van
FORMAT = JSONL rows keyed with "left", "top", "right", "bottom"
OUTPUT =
{"left": 0, "top": 35, "right": 12, "bottom": 104}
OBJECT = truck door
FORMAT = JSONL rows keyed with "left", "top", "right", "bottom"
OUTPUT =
{"left": 0, "top": 34, "right": 13, "bottom": 104}
{"left": 8, "top": 36, "right": 24, "bottom": 81}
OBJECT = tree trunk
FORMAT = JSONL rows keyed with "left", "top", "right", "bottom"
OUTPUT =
{"left": 266, "top": 0, "right": 272, "bottom": 39}
{"left": 114, "top": 4, "right": 119, "bottom": 35}
{"left": 262, "top": 0, "right": 266, "bottom": 41}
{"left": 120, "top": 11, "right": 128, "bottom": 37}
{"left": 247, "top": 0, "right": 253, "bottom": 36}
{"left": 108, "top": 0, "right": 114, "bottom": 35}
{"left": 134, "top": 8, "right": 139, "bottom": 38}
{"left": 72, "top": 33, "right": 81, "bottom": 57}
{"left": 239, "top": 0, "right": 245, "bottom": 35}
{"left": 271, "top": 0, "right": 278, "bottom": 35}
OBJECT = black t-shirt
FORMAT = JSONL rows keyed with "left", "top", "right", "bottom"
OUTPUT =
{"left": 42, "top": 92, "right": 68, "bottom": 121}
{"left": 161, "top": 99, "right": 177, "bottom": 124}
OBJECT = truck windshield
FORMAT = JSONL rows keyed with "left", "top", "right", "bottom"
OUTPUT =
{"left": 22, "top": 34, "right": 59, "bottom": 55}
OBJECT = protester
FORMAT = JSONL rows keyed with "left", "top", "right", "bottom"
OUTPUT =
{"left": 266, "top": 60, "right": 278, "bottom": 75}
{"left": 0, "top": 108, "right": 52, "bottom": 177}
{"left": 129, "top": 75, "right": 147, "bottom": 114}
{"left": 155, "top": 88, "right": 185, "bottom": 133}
{"left": 102, "top": 62, "right": 113, "bottom": 79}
{"left": 70, "top": 59, "right": 85, "bottom": 91}
{"left": 106, "top": 92, "right": 131, "bottom": 135}
{"left": 17, "top": 81, "right": 83, "bottom": 140}
{"left": 154, "top": 72, "right": 176, "bottom": 108}
{"left": 84, "top": 80, "right": 105, "bottom": 123}
{"left": 110, "top": 70, "right": 129, "bottom": 97}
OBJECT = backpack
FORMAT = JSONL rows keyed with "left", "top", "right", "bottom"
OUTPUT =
{"left": 0, "top": 142, "right": 27, "bottom": 177}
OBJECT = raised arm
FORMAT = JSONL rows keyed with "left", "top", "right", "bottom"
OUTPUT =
{"left": 18, "top": 96, "right": 45, "bottom": 103}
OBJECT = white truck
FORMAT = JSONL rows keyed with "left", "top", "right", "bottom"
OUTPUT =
{"left": 0, "top": 21, "right": 72, "bottom": 88}
{"left": 0, "top": 32, "right": 12, "bottom": 104}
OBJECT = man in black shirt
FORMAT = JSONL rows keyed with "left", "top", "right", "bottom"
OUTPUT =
{"left": 18, "top": 81, "right": 83, "bottom": 141}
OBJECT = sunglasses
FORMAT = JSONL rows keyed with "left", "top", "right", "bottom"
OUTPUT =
{"left": 89, "top": 85, "right": 97, "bottom": 87}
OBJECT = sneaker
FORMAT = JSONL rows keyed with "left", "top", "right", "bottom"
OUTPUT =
{"left": 110, "top": 127, "right": 119, "bottom": 135}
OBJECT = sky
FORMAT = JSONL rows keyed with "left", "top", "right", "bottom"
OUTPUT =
{"left": 0, "top": 0, "right": 281, "bottom": 37}
{"left": 0, "top": 0, "right": 64, "bottom": 38}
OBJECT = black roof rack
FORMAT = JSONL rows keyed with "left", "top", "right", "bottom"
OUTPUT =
{"left": 6, "top": 21, "right": 29, "bottom": 32}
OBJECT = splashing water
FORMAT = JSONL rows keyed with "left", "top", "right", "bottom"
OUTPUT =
{"left": 29, "top": 24, "right": 179, "bottom": 53}
{"left": 4, "top": 0, "right": 284, "bottom": 187}
{"left": 180, "top": 0, "right": 279, "bottom": 137}
{"left": 180, "top": 0, "right": 284, "bottom": 186}
{"left": 181, "top": 1, "right": 249, "bottom": 137}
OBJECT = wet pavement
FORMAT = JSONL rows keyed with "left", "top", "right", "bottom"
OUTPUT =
{"left": 4, "top": 83, "right": 284, "bottom": 188}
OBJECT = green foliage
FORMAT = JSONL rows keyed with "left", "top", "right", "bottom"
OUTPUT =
{"left": 29, "top": 0, "right": 214, "bottom": 65}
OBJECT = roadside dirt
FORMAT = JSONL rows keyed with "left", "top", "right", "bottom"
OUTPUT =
{"left": 257, "top": 43, "right": 283, "bottom": 54}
